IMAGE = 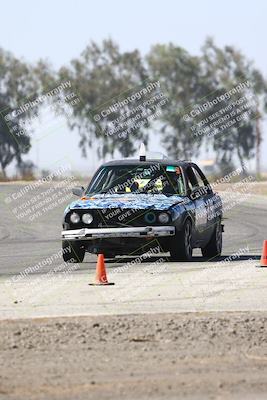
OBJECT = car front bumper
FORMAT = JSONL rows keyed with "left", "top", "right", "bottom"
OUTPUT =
{"left": 61, "top": 226, "right": 175, "bottom": 241}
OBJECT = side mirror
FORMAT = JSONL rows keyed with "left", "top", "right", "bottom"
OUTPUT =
{"left": 72, "top": 186, "right": 85, "bottom": 197}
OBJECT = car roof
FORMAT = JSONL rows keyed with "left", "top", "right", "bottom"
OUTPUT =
{"left": 101, "top": 159, "right": 193, "bottom": 167}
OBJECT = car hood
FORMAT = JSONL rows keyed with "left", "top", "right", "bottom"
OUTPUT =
{"left": 66, "top": 193, "right": 185, "bottom": 213}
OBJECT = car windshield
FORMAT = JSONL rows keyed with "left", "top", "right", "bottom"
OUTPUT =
{"left": 86, "top": 164, "right": 186, "bottom": 196}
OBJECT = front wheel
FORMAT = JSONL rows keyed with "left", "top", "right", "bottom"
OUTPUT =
{"left": 201, "top": 221, "right": 222, "bottom": 259}
{"left": 62, "top": 240, "right": 85, "bottom": 263}
{"left": 169, "top": 219, "right": 193, "bottom": 261}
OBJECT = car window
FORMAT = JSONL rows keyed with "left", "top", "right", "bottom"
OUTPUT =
{"left": 87, "top": 164, "right": 186, "bottom": 196}
{"left": 186, "top": 167, "right": 199, "bottom": 191}
{"left": 192, "top": 167, "right": 206, "bottom": 188}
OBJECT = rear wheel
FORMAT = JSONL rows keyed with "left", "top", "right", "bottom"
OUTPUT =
{"left": 62, "top": 240, "right": 85, "bottom": 263}
{"left": 169, "top": 219, "right": 193, "bottom": 261}
{"left": 201, "top": 221, "right": 222, "bottom": 259}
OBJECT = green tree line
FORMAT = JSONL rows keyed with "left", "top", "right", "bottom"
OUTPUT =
{"left": 0, "top": 38, "right": 266, "bottom": 177}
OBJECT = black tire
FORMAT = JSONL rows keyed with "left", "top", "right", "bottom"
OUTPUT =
{"left": 169, "top": 219, "right": 193, "bottom": 261}
{"left": 62, "top": 240, "right": 85, "bottom": 263}
{"left": 201, "top": 221, "right": 222, "bottom": 259}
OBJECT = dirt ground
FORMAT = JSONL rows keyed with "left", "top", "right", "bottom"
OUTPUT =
{"left": 215, "top": 180, "right": 267, "bottom": 196}
{"left": 1, "top": 312, "right": 267, "bottom": 400}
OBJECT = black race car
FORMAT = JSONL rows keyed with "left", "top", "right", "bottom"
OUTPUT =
{"left": 61, "top": 151, "right": 223, "bottom": 262}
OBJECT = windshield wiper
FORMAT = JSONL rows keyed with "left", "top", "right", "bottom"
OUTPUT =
{"left": 162, "top": 192, "right": 179, "bottom": 197}
{"left": 99, "top": 189, "right": 127, "bottom": 194}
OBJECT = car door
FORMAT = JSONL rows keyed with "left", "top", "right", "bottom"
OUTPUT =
{"left": 185, "top": 165, "right": 214, "bottom": 245}
{"left": 190, "top": 165, "right": 216, "bottom": 243}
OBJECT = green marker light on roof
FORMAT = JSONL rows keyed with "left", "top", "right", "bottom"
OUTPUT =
{"left": 166, "top": 166, "right": 176, "bottom": 172}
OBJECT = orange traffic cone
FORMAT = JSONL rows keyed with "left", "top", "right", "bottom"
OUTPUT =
{"left": 259, "top": 240, "right": 267, "bottom": 268}
{"left": 89, "top": 254, "right": 114, "bottom": 285}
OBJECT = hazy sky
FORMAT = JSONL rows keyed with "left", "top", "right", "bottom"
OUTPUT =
{"left": 1, "top": 0, "right": 267, "bottom": 174}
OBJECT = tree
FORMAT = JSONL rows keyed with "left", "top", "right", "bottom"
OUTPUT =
{"left": 0, "top": 105, "right": 31, "bottom": 177}
{"left": 58, "top": 39, "right": 149, "bottom": 159}
{"left": 17, "top": 159, "right": 36, "bottom": 179}
{"left": 0, "top": 48, "right": 40, "bottom": 176}
{"left": 147, "top": 43, "right": 207, "bottom": 159}
{"left": 200, "top": 38, "right": 267, "bottom": 174}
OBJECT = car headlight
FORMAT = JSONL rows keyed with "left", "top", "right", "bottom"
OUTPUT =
{"left": 70, "top": 212, "right": 80, "bottom": 224}
{"left": 158, "top": 212, "right": 170, "bottom": 224}
{"left": 145, "top": 212, "right": 156, "bottom": 224}
{"left": 82, "top": 213, "right": 93, "bottom": 224}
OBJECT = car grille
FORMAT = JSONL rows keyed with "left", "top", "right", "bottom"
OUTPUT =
{"left": 66, "top": 208, "right": 164, "bottom": 229}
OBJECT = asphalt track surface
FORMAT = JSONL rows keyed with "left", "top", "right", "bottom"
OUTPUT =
{"left": 0, "top": 183, "right": 265, "bottom": 275}
{"left": 0, "top": 182, "right": 266, "bottom": 318}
